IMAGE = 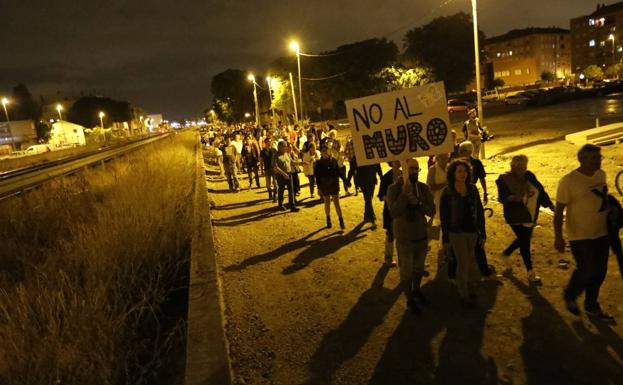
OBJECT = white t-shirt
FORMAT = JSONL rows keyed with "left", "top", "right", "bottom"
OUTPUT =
{"left": 231, "top": 140, "right": 243, "bottom": 155}
{"left": 556, "top": 169, "right": 608, "bottom": 241}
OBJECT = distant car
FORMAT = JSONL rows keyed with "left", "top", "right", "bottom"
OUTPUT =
{"left": 24, "top": 144, "right": 52, "bottom": 155}
{"left": 504, "top": 94, "right": 530, "bottom": 105}
{"left": 447, "top": 99, "right": 474, "bottom": 113}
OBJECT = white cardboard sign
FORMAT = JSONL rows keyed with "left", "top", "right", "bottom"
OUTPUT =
{"left": 345, "top": 82, "right": 453, "bottom": 166}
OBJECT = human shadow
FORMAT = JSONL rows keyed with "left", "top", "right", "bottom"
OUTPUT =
{"left": 282, "top": 222, "right": 368, "bottom": 275}
{"left": 214, "top": 198, "right": 267, "bottom": 210}
{"left": 303, "top": 265, "right": 402, "bottom": 385}
{"left": 507, "top": 275, "right": 623, "bottom": 385}
{"left": 223, "top": 228, "right": 330, "bottom": 272}
{"left": 491, "top": 136, "right": 565, "bottom": 157}
{"left": 369, "top": 275, "right": 500, "bottom": 385}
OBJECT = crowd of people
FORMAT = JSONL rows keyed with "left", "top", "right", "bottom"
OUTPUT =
{"left": 203, "top": 114, "right": 622, "bottom": 319}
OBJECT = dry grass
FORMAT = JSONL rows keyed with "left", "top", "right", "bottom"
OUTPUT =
{"left": 0, "top": 132, "right": 197, "bottom": 385}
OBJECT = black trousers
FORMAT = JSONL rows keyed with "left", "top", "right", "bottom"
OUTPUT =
{"left": 503, "top": 225, "right": 534, "bottom": 271}
{"left": 361, "top": 184, "right": 376, "bottom": 221}
{"left": 277, "top": 174, "right": 297, "bottom": 209}
{"left": 247, "top": 163, "right": 260, "bottom": 187}
{"left": 565, "top": 236, "right": 609, "bottom": 310}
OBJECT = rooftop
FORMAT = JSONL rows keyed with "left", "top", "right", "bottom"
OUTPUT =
{"left": 588, "top": 1, "right": 623, "bottom": 18}
{"left": 486, "top": 28, "right": 570, "bottom": 45}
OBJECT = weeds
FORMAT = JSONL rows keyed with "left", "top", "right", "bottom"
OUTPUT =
{"left": 0, "top": 132, "right": 197, "bottom": 385}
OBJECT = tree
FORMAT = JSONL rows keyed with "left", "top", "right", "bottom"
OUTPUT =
{"left": 35, "top": 122, "right": 51, "bottom": 141}
{"left": 584, "top": 65, "right": 604, "bottom": 81}
{"left": 541, "top": 71, "right": 555, "bottom": 82}
{"left": 491, "top": 78, "right": 505, "bottom": 88}
{"left": 67, "top": 96, "right": 131, "bottom": 128}
{"left": 403, "top": 12, "right": 486, "bottom": 92}
{"left": 374, "top": 66, "right": 432, "bottom": 92}
{"left": 210, "top": 69, "right": 254, "bottom": 123}
{"left": 6, "top": 84, "right": 40, "bottom": 121}
{"left": 605, "top": 63, "right": 623, "bottom": 79}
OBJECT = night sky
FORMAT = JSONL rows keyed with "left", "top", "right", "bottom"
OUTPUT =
{"left": 0, "top": 0, "right": 599, "bottom": 120}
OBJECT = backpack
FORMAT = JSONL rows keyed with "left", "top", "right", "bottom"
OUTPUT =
{"left": 608, "top": 194, "right": 623, "bottom": 230}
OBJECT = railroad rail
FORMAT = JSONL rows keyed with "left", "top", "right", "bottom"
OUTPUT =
{"left": 0, "top": 134, "right": 169, "bottom": 200}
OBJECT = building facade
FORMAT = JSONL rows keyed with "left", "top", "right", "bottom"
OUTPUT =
{"left": 484, "top": 28, "right": 571, "bottom": 87}
{"left": 571, "top": 2, "right": 623, "bottom": 74}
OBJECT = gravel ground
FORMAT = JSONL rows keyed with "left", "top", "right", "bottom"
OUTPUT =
{"left": 207, "top": 116, "right": 623, "bottom": 385}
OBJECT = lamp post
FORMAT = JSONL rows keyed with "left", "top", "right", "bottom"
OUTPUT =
{"left": 56, "top": 104, "right": 63, "bottom": 121}
{"left": 289, "top": 40, "right": 303, "bottom": 122}
{"left": 609, "top": 34, "right": 616, "bottom": 67}
{"left": 99, "top": 111, "right": 105, "bottom": 129}
{"left": 2, "top": 97, "right": 14, "bottom": 150}
{"left": 470, "top": 0, "right": 485, "bottom": 158}
{"left": 247, "top": 73, "right": 261, "bottom": 127}
{"left": 288, "top": 72, "right": 299, "bottom": 125}
{"left": 266, "top": 76, "right": 277, "bottom": 126}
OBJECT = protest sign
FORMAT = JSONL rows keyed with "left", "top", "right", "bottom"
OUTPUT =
{"left": 345, "top": 82, "right": 452, "bottom": 166}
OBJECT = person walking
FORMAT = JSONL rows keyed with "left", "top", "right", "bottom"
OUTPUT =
{"left": 440, "top": 159, "right": 486, "bottom": 307}
{"left": 221, "top": 137, "right": 240, "bottom": 192}
{"left": 315, "top": 144, "right": 345, "bottom": 229}
{"left": 496, "top": 155, "right": 554, "bottom": 283}
{"left": 554, "top": 144, "right": 614, "bottom": 320}
{"left": 387, "top": 158, "right": 435, "bottom": 314}
{"left": 302, "top": 142, "right": 321, "bottom": 198}
{"left": 241, "top": 136, "right": 260, "bottom": 189}
{"left": 274, "top": 141, "right": 303, "bottom": 212}
{"left": 378, "top": 161, "right": 402, "bottom": 267}
{"left": 462, "top": 109, "right": 483, "bottom": 159}
{"left": 356, "top": 163, "right": 383, "bottom": 226}
{"left": 260, "top": 138, "right": 278, "bottom": 201}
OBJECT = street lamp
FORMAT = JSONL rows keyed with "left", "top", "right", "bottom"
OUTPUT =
{"left": 289, "top": 40, "right": 303, "bottom": 122}
{"left": 266, "top": 76, "right": 277, "bottom": 125}
{"left": 247, "top": 73, "right": 261, "bottom": 127}
{"left": 56, "top": 104, "right": 63, "bottom": 121}
{"left": 2, "top": 97, "right": 14, "bottom": 150}
{"left": 470, "top": 0, "right": 485, "bottom": 158}
{"left": 609, "top": 34, "right": 616, "bottom": 67}
{"left": 99, "top": 111, "right": 105, "bottom": 129}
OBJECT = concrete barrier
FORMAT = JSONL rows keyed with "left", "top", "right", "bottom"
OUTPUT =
{"left": 565, "top": 122, "right": 623, "bottom": 146}
{"left": 185, "top": 137, "right": 233, "bottom": 385}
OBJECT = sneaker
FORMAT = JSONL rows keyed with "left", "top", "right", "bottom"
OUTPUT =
{"left": 384, "top": 260, "right": 397, "bottom": 268}
{"left": 564, "top": 297, "right": 580, "bottom": 316}
{"left": 585, "top": 305, "right": 615, "bottom": 321}
{"left": 528, "top": 270, "right": 542, "bottom": 284}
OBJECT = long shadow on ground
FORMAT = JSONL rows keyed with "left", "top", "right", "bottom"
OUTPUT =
{"left": 211, "top": 206, "right": 288, "bottom": 227}
{"left": 303, "top": 265, "right": 401, "bottom": 385}
{"left": 223, "top": 228, "right": 332, "bottom": 272}
{"left": 365, "top": 276, "right": 501, "bottom": 385}
{"left": 282, "top": 222, "right": 368, "bottom": 275}
{"left": 506, "top": 275, "right": 623, "bottom": 385}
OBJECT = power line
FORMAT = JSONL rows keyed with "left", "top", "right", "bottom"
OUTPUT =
{"left": 301, "top": 71, "right": 350, "bottom": 81}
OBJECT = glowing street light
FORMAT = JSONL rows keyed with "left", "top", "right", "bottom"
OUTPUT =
{"left": 99, "top": 111, "right": 105, "bottom": 130}
{"left": 56, "top": 104, "right": 63, "bottom": 121}
{"left": 266, "top": 76, "right": 276, "bottom": 125}
{"left": 289, "top": 40, "right": 303, "bottom": 122}
{"left": 609, "top": 34, "right": 616, "bottom": 66}
{"left": 2, "top": 97, "right": 14, "bottom": 150}
{"left": 247, "top": 73, "right": 260, "bottom": 126}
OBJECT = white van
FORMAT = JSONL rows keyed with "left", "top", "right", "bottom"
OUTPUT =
{"left": 24, "top": 144, "right": 52, "bottom": 155}
{"left": 482, "top": 89, "right": 500, "bottom": 101}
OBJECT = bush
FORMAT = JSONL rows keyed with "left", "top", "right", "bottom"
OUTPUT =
{"left": 0, "top": 132, "right": 197, "bottom": 384}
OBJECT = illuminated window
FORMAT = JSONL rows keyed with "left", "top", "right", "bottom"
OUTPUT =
{"left": 526, "top": 68, "right": 530, "bottom": 74}
{"left": 496, "top": 52, "right": 501, "bottom": 57}
{"left": 589, "top": 19, "right": 596, "bottom": 26}
{"left": 600, "top": 41, "right": 606, "bottom": 47}
{"left": 589, "top": 39, "right": 596, "bottom": 47}
{"left": 509, "top": 50, "right": 513, "bottom": 56}
{"left": 514, "top": 69, "right": 522, "bottom": 75}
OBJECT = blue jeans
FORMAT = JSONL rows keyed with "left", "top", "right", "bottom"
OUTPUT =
{"left": 565, "top": 236, "right": 609, "bottom": 310}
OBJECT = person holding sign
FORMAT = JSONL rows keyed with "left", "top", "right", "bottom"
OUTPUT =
{"left": 386, "top": 158, "right": 435, "bottom": 314}
{"left": 314, "top": 144, "right": 345, "bottom": 229}
{"left": 440, "top": 159, "right": 487, "bottom": 308}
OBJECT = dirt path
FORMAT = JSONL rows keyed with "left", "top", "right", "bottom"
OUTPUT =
{"left": 208, "top": 134, "right": 623, "bottom": 385}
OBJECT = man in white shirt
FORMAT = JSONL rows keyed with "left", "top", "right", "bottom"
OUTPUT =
{"left": 554, "top": 144, "right": 612, "bottom": 320}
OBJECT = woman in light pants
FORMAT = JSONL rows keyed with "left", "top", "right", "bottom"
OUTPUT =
{"left": 440, "top": 159, "right": 486, "bottom": 307}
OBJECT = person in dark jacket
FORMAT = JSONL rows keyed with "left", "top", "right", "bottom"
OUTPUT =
{"left": 496, "top": 155, "right": 554, "bottom": 283}
{"left": 440, "top": 159, "right": 486, "bottom": 307}
{"left": 378, "top": 161, "right": 402, "bottom": 267}
{"left": 356, "top": 163, "right": 383, "bottom": 226}
{"left": 315, "top": 144, "right": 345, "bottom": 229}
